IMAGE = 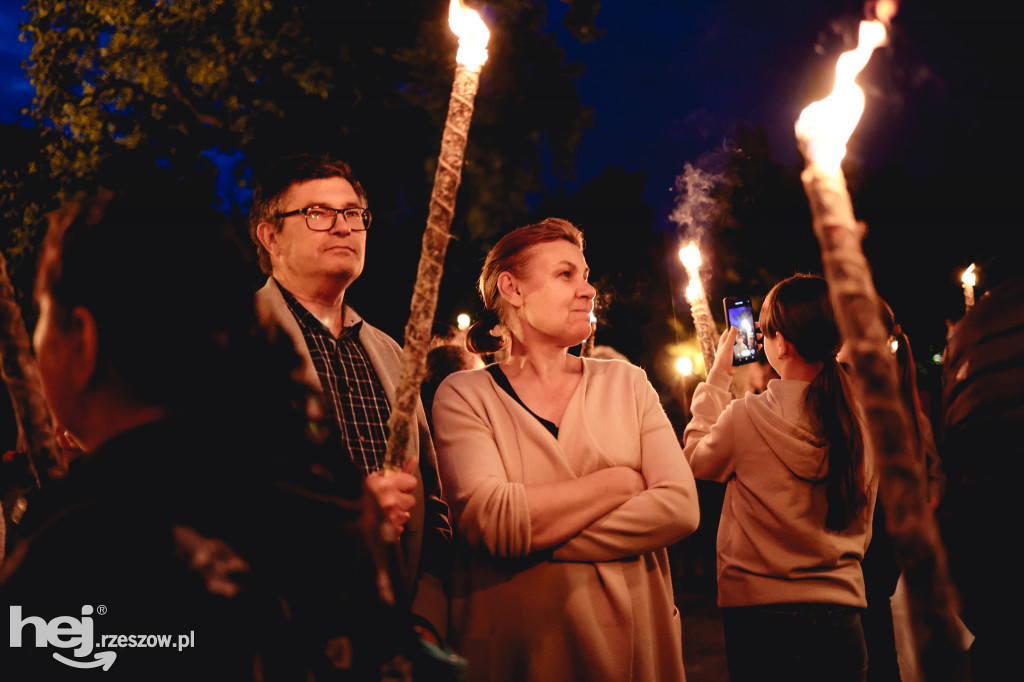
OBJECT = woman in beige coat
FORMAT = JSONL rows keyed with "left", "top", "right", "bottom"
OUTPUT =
{"left": 431, "top": 218, "right": 700, "bottom": 682}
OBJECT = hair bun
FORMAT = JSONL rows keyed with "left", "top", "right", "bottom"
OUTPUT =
{"left": 466, "top": 309, "right": 507, "bottom": 355}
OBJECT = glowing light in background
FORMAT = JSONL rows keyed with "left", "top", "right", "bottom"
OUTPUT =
{"left": 961, "top": 263, "right": 977, "bottom": 309}
{"left": 456, "top": 313, "right": 471, "bottom": 330}
{"left": 961, "top": 263, "right": 976, "bottom": 288}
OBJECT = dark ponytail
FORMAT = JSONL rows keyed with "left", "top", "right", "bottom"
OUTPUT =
{"left": 810, "top": 357, "right": 867, "bottom": 530}
{"left": 760, "top": 274, "right": 867, "bottom": 531}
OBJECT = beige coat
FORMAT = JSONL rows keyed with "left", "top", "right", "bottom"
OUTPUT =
{"left": 254, "top": 278, "right": 451, "bottom": 638}
{"left": 432, "top": 358, "right": 699, "bottom": 682}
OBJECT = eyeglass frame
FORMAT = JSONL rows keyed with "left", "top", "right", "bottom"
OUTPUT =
{"left": 275, "top": 205, "right": 373, "bottom": 231}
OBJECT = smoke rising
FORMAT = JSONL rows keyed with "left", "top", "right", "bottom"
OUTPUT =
{"left": 669, "top": 147, "right": 731, "bottom": 244}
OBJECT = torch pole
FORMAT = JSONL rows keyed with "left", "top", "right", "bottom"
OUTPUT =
{"left": 383, "top": 62, "right": 482, "bottom": 471}
{"left": 800, "top": 162, "right": 968, "bottom": 681}
{"left": 1, "top": 248, "right": 65, "bottom": 564}
{"left": 690, "top": 295, "right": 719, "bottom": 375}
{"left": 0, "top": 249, "right": 63, "bottom": 488}
{"left": 682, "top": 261, "right": 719, "bottom": 374}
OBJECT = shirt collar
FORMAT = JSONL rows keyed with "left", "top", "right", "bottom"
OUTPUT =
{"left": 275, "top": 279, "right": 363, "bottom": 340}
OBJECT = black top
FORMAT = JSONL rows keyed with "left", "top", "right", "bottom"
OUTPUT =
{"left": 486, "top": 364, "right": 559, "bottom": 438}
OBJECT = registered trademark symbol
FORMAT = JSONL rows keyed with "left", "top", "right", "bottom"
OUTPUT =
{"left": 96, "top": 605, "right": 107, "bottom": 615}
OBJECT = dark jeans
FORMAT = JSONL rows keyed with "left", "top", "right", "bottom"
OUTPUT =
{"left": 722, "top": 603, "right": 868, "bottom": 682}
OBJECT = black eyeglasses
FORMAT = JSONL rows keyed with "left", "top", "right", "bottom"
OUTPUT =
{"left": 276, "top": 206, "right": 372, "bottom": 231}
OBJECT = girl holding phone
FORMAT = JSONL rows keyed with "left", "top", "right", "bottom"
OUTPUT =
{"left": 683, "top": 273, "right": 877, "bottom": 682}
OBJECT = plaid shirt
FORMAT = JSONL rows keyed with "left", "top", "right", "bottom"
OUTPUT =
{"left": 278, "top": 283, "right": 391, "bottom": 474}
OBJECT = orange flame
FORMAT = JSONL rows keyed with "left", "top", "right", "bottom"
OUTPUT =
{"left": 678, "top": 243, "right": 702, "bottom": 270}
{"left": 449, "top": 0, "right": 490, "bottom": 69}
{"left": 795, "top": 20, "right": 887, "bottom": 174}
{"left": 685, "top": 279, "right": 703, "bottom": 304}
{"left": 679, "top": 243, "right": 705, "bottom": 304}
{"left": 874, "top": 0, "right": 898, "bottom": 24}
{"left": 961, "top": 263, "right": 976, "bottom": 287}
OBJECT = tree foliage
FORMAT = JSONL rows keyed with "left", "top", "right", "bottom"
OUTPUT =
{"left": 21, "top": 0, "right": 327, "bottom": 186}
{"left": 3, "top": 0, "right": 600, "bottom": 338}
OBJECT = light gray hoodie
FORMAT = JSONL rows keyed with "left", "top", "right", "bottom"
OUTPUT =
{"left": 683, "top": 377, "right": 876, "bottom": 608}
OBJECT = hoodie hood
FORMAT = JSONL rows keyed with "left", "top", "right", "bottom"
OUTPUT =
{"left": 744, "top": 379, "right": 828, "bottom": 482}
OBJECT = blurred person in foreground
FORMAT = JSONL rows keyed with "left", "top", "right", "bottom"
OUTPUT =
{"left": 248, "top": 153, "right": 451, "bottom": 645}
{"left": 939, "top": 263, "right": 1023, "bottom": 682}
{"left": 431, "top": 218, "right": 700, "bottom": 681}
{"left": 0, "top": 188, "right": 398, "bottom": 680}
{"left": 837, "top": 298, "right": 948, "bottom": 682}
{"left": 684, "top": 274, "right": 877, "bottom": 682}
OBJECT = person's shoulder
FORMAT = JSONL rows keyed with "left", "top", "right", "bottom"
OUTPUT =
{"left": 744, "top": 380, "right": 818, "bottom": 433}
{"left": 351, "top": 313, "right": 402, "bottom": 352}
{"left": 583, "top": 356, "right": 648, "bottom": 385}
{"left": 438, "top": 366, "right": 492, "bottom": 390}
{"left": 759, "top": 379, "right": 809, "bottom": 403}
{"left": 432, "top": 366, "right": 497, "bottom": 407}
{"left": 253, "top": 276, "right": 282, "bottom": 312}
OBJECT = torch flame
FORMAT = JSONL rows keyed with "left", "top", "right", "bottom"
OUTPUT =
{"left": 795, "top": 20, "right": 887, "bottom": 174}
{"left": 961, "top": 263, "right": 976, "bottom": 287}
{"left": 449, "top": 0, "right": 490, "bottom": 70}
{"left": 873, "top": 0, "right": 899, "bottom": 25}
{"left": 678, "top": 243, "right": 702, "bottom": 269}
{"left": 685, "top": 279, "right": 703, "bottom": 304}
{"left": 680, "top": 243, "right": 706, "bottom": 304}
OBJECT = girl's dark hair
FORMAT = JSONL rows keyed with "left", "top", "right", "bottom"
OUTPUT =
{"left": 760, "top": 274, "right": 867, "bottom": 531}
{"left": 466, "top": 218, "right": 584, "bottom": 354}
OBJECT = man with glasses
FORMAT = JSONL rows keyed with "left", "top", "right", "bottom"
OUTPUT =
{"left": 250, "top": 153, "right": 451, "bottom": 646}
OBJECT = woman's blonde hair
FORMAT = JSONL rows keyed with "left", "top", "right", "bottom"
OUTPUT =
{"left": 466, "top": 218, "right": 584, "bottom": 354}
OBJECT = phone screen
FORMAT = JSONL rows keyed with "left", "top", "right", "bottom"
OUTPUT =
{"left": 724, "top": 297, "right": 758, "bottom": 366}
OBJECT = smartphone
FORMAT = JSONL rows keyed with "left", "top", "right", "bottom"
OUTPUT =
{"left": 723, "top": 297, "right": 759, "bottom": 366}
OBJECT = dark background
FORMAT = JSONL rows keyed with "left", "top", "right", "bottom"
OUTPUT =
{"left": 2, "top": 0, "right": 1021, "bottom": 401}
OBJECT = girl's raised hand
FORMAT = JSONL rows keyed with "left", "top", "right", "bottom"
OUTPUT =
{"left": 709, "top": 326, "right": 739, "bottom": 382}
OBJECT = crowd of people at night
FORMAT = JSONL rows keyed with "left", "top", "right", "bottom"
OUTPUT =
{"left": 1, "top": 152, "right": 1018, "bottom": 682}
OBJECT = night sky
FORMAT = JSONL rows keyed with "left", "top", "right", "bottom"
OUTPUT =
{"left": 2, "top": 0, "right": 1021, "bottom": 383}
